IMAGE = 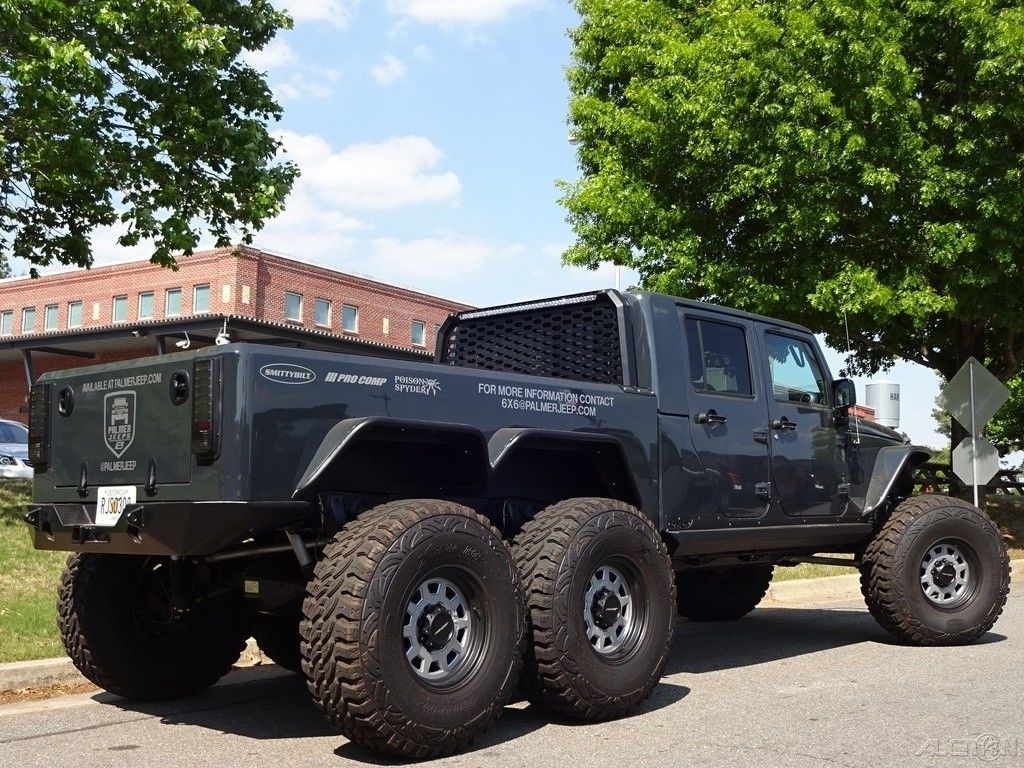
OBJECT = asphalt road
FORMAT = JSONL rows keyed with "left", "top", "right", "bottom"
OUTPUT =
{"left": 2, "top": 591, "right": 1022, "bottom": 768}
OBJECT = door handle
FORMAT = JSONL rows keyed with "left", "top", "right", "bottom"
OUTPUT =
{"left": 770, "top": 416, "right": 798, "bottom": 432}
{"left": 695, "top": 409, "right": 728, "bottom": 426}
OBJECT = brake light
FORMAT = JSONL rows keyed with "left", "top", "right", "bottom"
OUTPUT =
{"left": 28, "top": 383, "right": 51, "bottom": 470}
{"left": 191, "top": 358, "right": 221, "bottom": 458}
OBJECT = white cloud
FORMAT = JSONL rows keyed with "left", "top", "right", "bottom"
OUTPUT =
{"left": 386, "top": 0, "right": 538, "bottom": 26}
{"left": 256, "top": 188, "right": 365, "bottom": 260}
{"left": 243, "top": 38, "right": 296, "bottom": 71}
{"left": 368, "top": 235, "right": 523, "bottom": 281}
{"left": 275, "top": 0, "right": 354, "bottom": 28}
{"left": 278, "top": 132, "right": 461, "bottom": 209}
{"left": 274, "top": 73, "right": 335, "bottom": 100}
{"left": 371, "top": 54, "right": 407, "bottom": 86}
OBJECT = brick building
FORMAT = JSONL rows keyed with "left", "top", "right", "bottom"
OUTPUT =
{"left": 0, "top": 246, "right": 472, "bottom": 420}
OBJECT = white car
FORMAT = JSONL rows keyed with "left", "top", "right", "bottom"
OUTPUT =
{"left": 0, "top": 419, "right": 33, "bottom": 481}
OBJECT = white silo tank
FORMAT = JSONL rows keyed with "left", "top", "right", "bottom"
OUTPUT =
{"left": 865, "top": 380, "right": 901, "bottom": 428}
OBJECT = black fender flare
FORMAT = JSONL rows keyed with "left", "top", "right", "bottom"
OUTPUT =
{"left": 487, "top": 427, "right": 642, "bottom": 507}
{"left": 292, "top": 417, "right": 490, "bottom": 499}
{"left": 862, "top": 445, "right": 932, "bottom": 515}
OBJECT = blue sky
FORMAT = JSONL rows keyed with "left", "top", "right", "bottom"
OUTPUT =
{"left": 22, "top": 0, "right": 951, "bottom": 446}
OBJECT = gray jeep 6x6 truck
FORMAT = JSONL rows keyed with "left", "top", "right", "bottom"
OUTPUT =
{"left": 25, "top": 290, "right": 1010, "bottom": 758}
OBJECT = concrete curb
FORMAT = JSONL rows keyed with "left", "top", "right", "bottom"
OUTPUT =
{"left": 0, "top": 637, "right": 263, "bottom": 694}
{"left": 3, "top": 560, "right": 1019, "bottom": 693}
{"left": 766, "top": 572, "right": 862, "bottom": 605}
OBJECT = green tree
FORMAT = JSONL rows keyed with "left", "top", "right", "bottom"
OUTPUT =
{"left": 0, "top": 0, "right": 297, "bottom": 272}
{"left": 562, "top": 0, "right": 1024, "bottom": 395}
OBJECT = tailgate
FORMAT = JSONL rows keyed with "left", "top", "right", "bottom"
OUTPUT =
{"left": 42, "top": 357, "right": 194, "bottom": 488}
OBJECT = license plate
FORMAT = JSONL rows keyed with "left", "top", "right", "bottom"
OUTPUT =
{"left": 95, "top": 486, "right": 137, "bottom": 527}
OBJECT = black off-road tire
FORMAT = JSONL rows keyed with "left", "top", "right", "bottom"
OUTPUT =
{"left": 300, "top": 499, "right": 526, "bottom": 759}
{"left": 860, "top": 495, "right": 1010, "bottom": 646}
{"left": 675, "top": 565, "right": 774, "bottom": 622}
{"left": 57, "top": 554, "right": 249, "bottom": 701}
{"left": 512, "top": 498, "right": 675, "bottom": 720}
{"left": 254, "top": 609, "right": 303, "bottom": 673}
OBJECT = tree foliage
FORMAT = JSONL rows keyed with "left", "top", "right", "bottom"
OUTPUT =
{"left": 0, "top": 0, "right": 298, "bottom": 271}
{"left": 562, "top": 0, "right": 1024, "bottom": 389}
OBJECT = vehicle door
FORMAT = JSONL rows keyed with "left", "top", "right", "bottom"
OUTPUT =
{"left": 682, "top": 311, "right": 772, "bottom": 519}
{"left": 757, "top": 329, "right": 847, "bottom": 517}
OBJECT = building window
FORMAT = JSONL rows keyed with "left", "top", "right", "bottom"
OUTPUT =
{"left": 411, "top": 320, "right": 426, "bottom": 346}
{"left": 22, "top": 307, "right": 36, "bottom": 334}
{"left": 112, "top": 295, "right": 128, "bottom": 323}
{"left": 284, "top": 291, "right": 302, "bottom": 322}
{"left": 68, "top": 301, "right": 83, "bottom": 328}
{"left": 314, "top": 298, "right": 331, "bottom": 327}
{"left": 44, "top": 304, "right": 58, "bottom": 331}
{"left": 0, "top": 311, "right": 12, "bottom": 337}
{"left": 193, "top": 284, "right": 210, "bottom": 314}
{"left": 166, "top": 288, "right": 182, "bottom": 317}
{"left": 342, "top": 304, "right": 359, "bottom": 333}
{"left": 139, "top": 292, "right": 155, "bottom": 320}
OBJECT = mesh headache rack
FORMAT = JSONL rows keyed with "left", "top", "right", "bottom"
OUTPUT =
{"left": 436, "top": 291, "right": 635, "bottom": 386}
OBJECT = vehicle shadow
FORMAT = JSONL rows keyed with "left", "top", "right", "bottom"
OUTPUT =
{"left": 665, "top": 603, "right": 1007, "bottom": 676}
{"left": 99, "top": 605, "right": 1005, "bottom": 757}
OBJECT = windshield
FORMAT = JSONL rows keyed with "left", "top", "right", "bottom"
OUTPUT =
{"left": 0, "top": 421, "right": 28, "bottom": 443}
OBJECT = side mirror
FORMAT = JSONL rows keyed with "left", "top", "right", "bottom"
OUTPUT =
{"left": 832, "top": 379, "right": 856, "bottom": 409}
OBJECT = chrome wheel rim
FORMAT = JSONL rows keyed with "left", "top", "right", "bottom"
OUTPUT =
{"left": 584, "top": 564, "right": 634, "bottom": 655}
{"left": 402, "top": 576, "right": 473, "bottom": 684}
{"left": 920, "top": 540, "right": 973, "bottom": 609}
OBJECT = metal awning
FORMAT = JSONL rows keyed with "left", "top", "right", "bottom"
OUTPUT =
{"left": 0, "top": 314, "right": 429, "bottom": 387}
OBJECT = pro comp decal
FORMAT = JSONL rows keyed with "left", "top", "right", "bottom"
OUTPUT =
{"left": 325, "top": 372, "right": 388, "bottom": 386}
{"left": 260, "top": 363, "right": 317, "bottom": 385}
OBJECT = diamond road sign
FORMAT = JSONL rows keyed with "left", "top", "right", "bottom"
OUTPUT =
{"left": 952, "top": 437, "right": 1000, "bottom": 486}
{"left": 938, "top": 357, "right": 1010, "bottom": 432}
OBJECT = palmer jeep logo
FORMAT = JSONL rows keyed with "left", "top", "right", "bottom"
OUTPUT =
{"left": 260, "top": 363, "right": 316, "bottom": 385}
{"left": 104, "top": 391, "right": 136, "bottom": 458}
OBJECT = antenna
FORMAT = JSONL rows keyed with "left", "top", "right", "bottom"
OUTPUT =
{"left": 843, "top": 311, "right": 861, "bottom": 445}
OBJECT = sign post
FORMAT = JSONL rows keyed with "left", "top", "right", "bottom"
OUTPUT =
{"left": 939, "top": 357, "right": 1010, "bottom": 505}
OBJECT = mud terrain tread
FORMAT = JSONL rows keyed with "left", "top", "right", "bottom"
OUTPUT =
{"left": 300, "top": 499, "right": 525, "bottom": 759}
{"left": 860, "top": 495, "right": 1010, "bottom": 646}
{"left": 512, "top": 497, "right": 675, "bottom": 720}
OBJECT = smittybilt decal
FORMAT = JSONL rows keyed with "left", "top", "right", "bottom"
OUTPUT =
{"left": 394, "top": 375, "right": 442, "bottom": 395}
{"left": 260, "top": 363, "right": 317, "bottom": 384}
{"left": 104, "top": 391, "right": 136, "bottom": 458}
{"left": 477, "top": 382, "right": 615, "bottom": 417}
{"left": 324, "top": 372, "right": 388, "bottom": 386}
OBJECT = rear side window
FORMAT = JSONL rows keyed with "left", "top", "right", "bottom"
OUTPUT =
{"left": 765, "top": 333, "right": 827, "bottom": 405}
{"left": 684, "top": 317, "right": 753, "bottom": 396}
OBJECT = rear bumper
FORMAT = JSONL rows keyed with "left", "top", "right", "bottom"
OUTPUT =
{"left": 24, "top": 500, "right": 311, "bottom": 557}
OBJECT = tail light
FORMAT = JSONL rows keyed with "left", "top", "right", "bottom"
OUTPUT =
{"left": 28, "top": 383, "right": 51, "bottom": 470}
{"left": 191, "top": 358, "right": 221, "bottom": 458}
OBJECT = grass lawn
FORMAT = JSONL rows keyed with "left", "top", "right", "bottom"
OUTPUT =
{"left": 0, "top": 481, "right": 66, "bottom": 664}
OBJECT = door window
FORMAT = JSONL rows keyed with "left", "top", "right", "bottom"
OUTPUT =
{"left": 764, "top": 334, "right": 827, "bottom": 405}
{"left": 684, "top": 317, "right": 753, "bottom": 396}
